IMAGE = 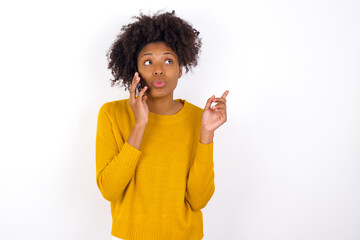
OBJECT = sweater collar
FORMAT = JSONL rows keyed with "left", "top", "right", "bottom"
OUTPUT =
{"left": 148, "top": 99, "right": 189, "bottom": 124}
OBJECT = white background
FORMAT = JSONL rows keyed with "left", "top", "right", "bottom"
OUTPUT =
{"left": 0, "top": 0, "right": 359, "bottom": 239}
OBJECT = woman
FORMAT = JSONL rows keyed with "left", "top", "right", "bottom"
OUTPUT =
{"left": 96, "top": 10, "right": 229, "bottom": 240}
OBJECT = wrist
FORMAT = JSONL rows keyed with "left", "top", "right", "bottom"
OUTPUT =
{"left": 200, "top": 128, "right": 214, "bottom": 144}
{"left": 134, "top": 122, "right": 147, "bottom": 128}
{"left": 200, "top": 126, "right": 214, "bottom": 135}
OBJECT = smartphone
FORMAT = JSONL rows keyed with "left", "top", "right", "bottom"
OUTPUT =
{"left": 134, "top": 66, "right": 143, "bottom": 96}
{"left": 136, "top": 80, "right": 142, "bottom": 96}
{"left": 134, "top": 66, "right": 149, "bottom": 96}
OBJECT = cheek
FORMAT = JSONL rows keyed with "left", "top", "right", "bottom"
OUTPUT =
{"left": 138, "top": 68, "right": 151, "bottom": 79}
{"left": 171, "top": 78, "right": 179, "bottom": 87}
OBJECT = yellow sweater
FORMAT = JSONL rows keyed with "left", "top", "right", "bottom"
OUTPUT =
{"left": 95, "top": 98, "right": 215, "bottom": 240}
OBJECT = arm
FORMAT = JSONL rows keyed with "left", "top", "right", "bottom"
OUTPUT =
{"left": 95, "top": 104, "right": 144, "bottom": 202}
{"left": 185, "top": 129, "right": 215, "bottom": 211}
{"left": 185, "top": 90, "right": 228, "bottom": 210}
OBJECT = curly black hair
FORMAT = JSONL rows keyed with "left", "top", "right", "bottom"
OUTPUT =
{"left": 106, "top": 10, "right": 202, "bottom": 91}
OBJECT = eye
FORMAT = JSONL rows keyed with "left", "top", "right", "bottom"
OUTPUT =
{"left": 165, "top": 59, "right": 173, "bottom": 64}
{"left": 144, "top": 60, "right": 152, "bottom": 66}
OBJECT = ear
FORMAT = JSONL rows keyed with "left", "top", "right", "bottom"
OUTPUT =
{"left": 178, "top": 65, "right": 183, "bottom": 78}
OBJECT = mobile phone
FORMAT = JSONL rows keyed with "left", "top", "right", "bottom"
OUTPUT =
{"left": 134, "top": 66, "right": 142, "bottom": 96}
{"left": 136, "top": 81, "right": 142, "bottom": 96}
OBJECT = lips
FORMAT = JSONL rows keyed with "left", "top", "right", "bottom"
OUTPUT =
{"left": 152, "top": 80, "right": 166, "bottom": 88}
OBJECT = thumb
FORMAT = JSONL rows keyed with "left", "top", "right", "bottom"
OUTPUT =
{"left": 204, "top": 95, "right": 215, "bottom": 110}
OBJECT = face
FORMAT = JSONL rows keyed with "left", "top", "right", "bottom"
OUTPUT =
{"left": 137, "top": 41, "right": 182, "bottom": 98}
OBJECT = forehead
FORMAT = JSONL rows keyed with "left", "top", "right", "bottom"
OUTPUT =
{"left": 138, "top": 41, "right": 177, "bottom": 56}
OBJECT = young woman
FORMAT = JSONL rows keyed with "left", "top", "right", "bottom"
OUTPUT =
{"left": 95, "top": 10, "right": 229, "bottom": 240}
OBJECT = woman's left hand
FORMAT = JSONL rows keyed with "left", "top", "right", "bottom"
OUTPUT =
{"left": 201, "top": 90, "right": 229, "bottom": 133}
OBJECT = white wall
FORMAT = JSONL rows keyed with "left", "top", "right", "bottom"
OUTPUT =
{"left": 0, "top": 0, "right": 359, "bottom": 239}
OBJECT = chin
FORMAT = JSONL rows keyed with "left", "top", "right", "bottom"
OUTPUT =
{"left": 149, "top": 90, "right": 172, "bottom": 97}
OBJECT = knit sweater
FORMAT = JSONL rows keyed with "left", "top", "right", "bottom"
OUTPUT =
{"left": 95, "top": 98, "right": 215, "bottom": 240}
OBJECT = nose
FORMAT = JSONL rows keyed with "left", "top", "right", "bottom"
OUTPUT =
{"left": 154, "top": 70, "right": 164, "bottom": 76}
{"left": 153, "top": 64, "right": 164, "bottom": 76}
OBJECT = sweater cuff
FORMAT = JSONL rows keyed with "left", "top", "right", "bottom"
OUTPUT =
{"left": 117, "top": 141, "right": 142, "bottom": 168}
{"left": 196, "top": 140, "right": 214, "bottom": 163}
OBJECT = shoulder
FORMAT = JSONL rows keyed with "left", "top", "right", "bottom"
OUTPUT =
{"left": 185, "top": 99, "right": 204, "bottom": 115}
{"left": 98, "top": 98, "right": 129, "bottom": 116}
{"left": 183, "top": 99, "right": 204, "bottom": 128}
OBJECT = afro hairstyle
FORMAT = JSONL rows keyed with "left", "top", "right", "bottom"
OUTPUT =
{"left": 106, "top": 10, "right": 202, "bottom": 91}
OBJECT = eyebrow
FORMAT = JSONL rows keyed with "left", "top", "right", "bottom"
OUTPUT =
{"left": 140, "top": 52, "right": 174, "bottom": 58}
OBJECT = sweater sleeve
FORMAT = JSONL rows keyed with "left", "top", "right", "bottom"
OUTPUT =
{"left": 95, "top": 103, "right": 142, "bottom": 202}
{"left": 185, "top": 140, "right": 215, "bottom": 211}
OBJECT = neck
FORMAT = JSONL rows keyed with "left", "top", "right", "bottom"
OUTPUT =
{"left": 145, "top": 95, "right": 179, "bottom": 115}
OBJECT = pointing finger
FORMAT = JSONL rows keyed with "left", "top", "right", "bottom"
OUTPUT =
{"left": 221, "top": 90, "right": 230, "bottom": 99}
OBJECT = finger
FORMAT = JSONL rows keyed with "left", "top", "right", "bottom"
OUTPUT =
{"left": 211, "top": 102, "right": 226, "bottom": 110}
{"left": 213, "top": 102, "right": 226, "bottom": 108}
{"left": 130, "top": 72, "right": 140, "bottom": 102}
{"left": 213, "top": 105, "right": 226, "bottom": 111}
{"left": 205, "top": 95, "right": 215, "bottom": 110}
{"left": 130, "top": 72, "right": 138, "bottom": 101}
{"left": 214, "top": 98, "right": 226, "bottom": 104}
{"left": 137, "top": 85, "right": 148, "bottom": 101}
{"left": 221, "top": 90, "right": 230, "bottom": 99}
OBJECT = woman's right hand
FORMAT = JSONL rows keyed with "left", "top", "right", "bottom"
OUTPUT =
{"left": 128, "top": 72, "right": 149, "bottom": 126}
